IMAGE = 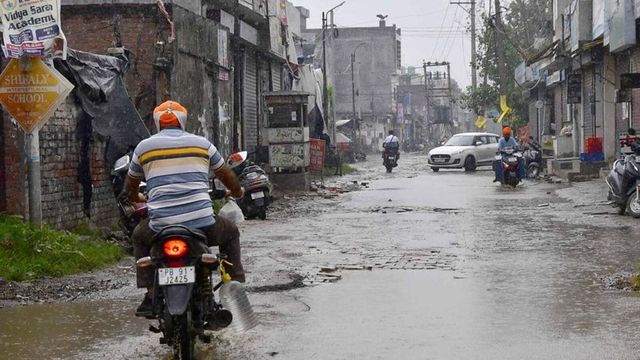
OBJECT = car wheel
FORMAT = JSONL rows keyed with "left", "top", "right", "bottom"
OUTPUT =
{"left": 464, "top": 156, "right": 476, "bottom": 172}
{"left": 432, "top": 167, "right": 440, "bottom": 172}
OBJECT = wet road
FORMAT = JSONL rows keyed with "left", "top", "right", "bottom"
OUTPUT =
{"left": 3, "top": 153, "right": 640, "bottom": 359}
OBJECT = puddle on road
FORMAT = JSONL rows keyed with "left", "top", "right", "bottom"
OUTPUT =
{"left": 0, "top": 299, "right": 155, "bottom": 360}
{"left": 244, "top": 270, "right": 640, "bottom": 360}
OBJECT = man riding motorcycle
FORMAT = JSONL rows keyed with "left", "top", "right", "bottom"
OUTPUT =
{"left": 123, "top": 100, "right": 245, "bottom": 318}
{"left": 493, "top": 126, "right": 525, "bottom": 183}
{"left": 382, "top": 130, "right": 400, "bottom": 163}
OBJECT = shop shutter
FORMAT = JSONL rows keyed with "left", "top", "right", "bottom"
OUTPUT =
{"left": 272, "top": 62, "right": 282, "bottom": 91}
{"left": 243, "top": 49, "right": 258, "bottom": 151}
{"left": 583, "top": 66, "right": 595, "bottom": 138}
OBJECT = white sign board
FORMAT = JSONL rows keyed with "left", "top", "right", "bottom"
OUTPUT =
{"left": 269, "top": 142, "right": 310, "bottom": 168}
{"left": 0, "top": 0, "right": 67, "bottom": 59}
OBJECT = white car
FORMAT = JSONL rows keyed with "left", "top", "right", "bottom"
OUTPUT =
{"left": 428, "top": 132, "right": 500, "bottom": 172}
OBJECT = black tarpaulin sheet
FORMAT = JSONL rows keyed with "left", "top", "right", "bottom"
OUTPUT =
{"left": 54, "top": 49, "right": 149, "bottom": 217}
{"left": 55, "top": 49, "right": 149, "bottom": 165}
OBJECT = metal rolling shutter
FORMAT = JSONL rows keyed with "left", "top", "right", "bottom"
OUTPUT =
{"left": 243, "top": 49, "right": 258, "bottom": 151}
{"left": 272, "top": 62, "right": 282, "bottom": 91}
{"left": 632, "top": 48, "right": 640, "bottom": 129}
{"left": 583, "top": 67, "right": 595, "bottom": 138}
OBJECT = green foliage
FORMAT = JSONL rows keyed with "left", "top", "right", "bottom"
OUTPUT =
{"left": 323, "top": 163, "right": 356, "bottom": 177}
{"left": 461, "top": 0, "right": 552, "bottom": 126}
{"left": 0, "top": 215, "right": 123, "bottom": 282}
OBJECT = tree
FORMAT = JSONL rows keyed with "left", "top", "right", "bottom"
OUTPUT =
{"left": 461, "top": 0, "right": 553, "bottom": 127}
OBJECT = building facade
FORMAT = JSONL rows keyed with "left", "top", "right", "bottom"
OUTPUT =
{"left": 0, "top": 0, "right": 306, "bottom": 228}
{"left": 302, "top": 18, "right": 401, "bottom": 150}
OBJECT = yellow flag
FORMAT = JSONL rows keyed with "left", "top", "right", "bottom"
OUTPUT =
{"left": 475, "top": 116, "right": 487, "bottom": 129}
{"left": 497, "top": 95, "right": 512, "bottom": 124}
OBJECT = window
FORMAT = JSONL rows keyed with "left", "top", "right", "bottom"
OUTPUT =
{"left": 488, "top": 136, "right": 498, "bottom": 144}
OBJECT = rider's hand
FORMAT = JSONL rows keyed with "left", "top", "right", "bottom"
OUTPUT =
{"left": 231, "top": 187, "right": 245, "bottom": 199}
{"left": 134, "top": 193, "right": 147, "bottom": 203}
{"left": 225, "top": 187, "right": 245, "bottom": 199}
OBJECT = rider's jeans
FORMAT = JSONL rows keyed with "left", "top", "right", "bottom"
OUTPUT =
{"left": 132, "top": 215, "right": 245, "bottom": 288}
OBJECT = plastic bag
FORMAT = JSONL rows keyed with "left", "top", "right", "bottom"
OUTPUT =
{"left": 219, "top": 200, "right": 245, "bottom": 224}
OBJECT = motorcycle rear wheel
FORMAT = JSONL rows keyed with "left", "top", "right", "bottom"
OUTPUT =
{"left": 174, "top": 312, "right": 195, "bottom": 360}
{"left": 626, "top": 192, "right": 640, "bottom": 218}
{"left": 385, "top": 165, "right": 393, "bottom": 173}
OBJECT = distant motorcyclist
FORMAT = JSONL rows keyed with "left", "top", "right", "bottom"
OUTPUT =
{"left": 382, "top": 130, "right": 400, "bottom": 163}
{"left": 494, "top": 126, "right": 525, "bottom": 183}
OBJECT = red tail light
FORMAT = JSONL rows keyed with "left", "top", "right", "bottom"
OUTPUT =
{"left": 164, "top": 239, "right": 189, "bottom": 258}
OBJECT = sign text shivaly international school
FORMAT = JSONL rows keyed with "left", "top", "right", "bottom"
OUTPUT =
{"left": 4, "top": 4, "right": 55, "bottom": 31}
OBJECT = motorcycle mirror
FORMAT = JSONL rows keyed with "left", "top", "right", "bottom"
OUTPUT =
{"left": 114, "top": 155, "right": 131, "bottom": 172}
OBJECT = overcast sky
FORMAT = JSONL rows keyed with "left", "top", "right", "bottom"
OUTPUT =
{"left": 293, "top": 0, "right": 488, "bottom": 89}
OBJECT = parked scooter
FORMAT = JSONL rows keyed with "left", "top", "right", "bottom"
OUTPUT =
{"left": 110, "top": 154, "right": 147, "bottom": 247}
{"left": 606, "top": 144, "right": 640, "bottom": 217}
{"left": 523, "top": 138, "right": 543, "bottom": 179}
{"left": 495, "top": 147, "right": 524, "bottom": 188}
{"left": 226, "top": 151, "right": 273, "bottom": 220}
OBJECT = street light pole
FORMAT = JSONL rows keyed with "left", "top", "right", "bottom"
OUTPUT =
{"left": 321, "top": 1, "right": 346, "bottom": 147}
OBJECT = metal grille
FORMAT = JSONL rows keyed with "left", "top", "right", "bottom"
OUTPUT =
{"left": 430, "top": 154, "right": 451, "bottom": 163}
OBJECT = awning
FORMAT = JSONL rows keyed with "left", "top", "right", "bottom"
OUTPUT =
{"left": 335, "top": 132, "right": 352, "bottom": 144}
{"left": 336, "top": 119, "right": 352, "bottom": 127}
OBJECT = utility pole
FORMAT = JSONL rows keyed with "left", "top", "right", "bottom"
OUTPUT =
{"left": 451, "top": 0, "right": 477, "bottom": 90}
{"left": 422, "top": 61, "right": 431, "bottom": 143}
{"left": 350, "top": 42, "right": 367, "bottom": 155}
{"left": 321, "top": 2, "right": 346, "bottom": 147}
{"left": 351, "top": 53, "right": 357, "bottom": 152}
{"left": 493, "top": 0, "right": 508, "bottom": 96}
{"left": 470, "top": 0, "right": 476, "bottom": 90}
{"left": 322, "top": 11, "right": 329, "bottom": 141}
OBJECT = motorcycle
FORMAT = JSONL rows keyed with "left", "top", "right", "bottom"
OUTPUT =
{"left": 111, "top": 154, "right": 241, "bottom": 359}
{"left": 226, "top": 151, "right": 273, "bottom": 220}
{"left": 383, "top": 146, "right": 399, "bottom": 173}
{"left": 495, "top": 147, "right": 523, "bottom": 188}
{"left": 136, "top": 229, "right": 237, "bottom": 359}
{"left": 523, "top": 139, "right": 543, "bottom": 179}
{"left": 606, "top": 151, "right": 640, "bottom": 217}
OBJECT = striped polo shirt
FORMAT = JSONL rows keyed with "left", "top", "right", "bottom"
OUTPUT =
{"left": 128, "top": 128, "right": 225, "bottom": 232}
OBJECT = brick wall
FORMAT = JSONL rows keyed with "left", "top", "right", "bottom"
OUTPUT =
{"left": 0, "top": 112, "right": 27, "bottom": 216}
{"left": 39, "top": 97, "right": 119, "bottom": 229}
{"left": 1, "top": 97, "right": 119, "bottom": 229}
{"left": 61, "top": 4, "right": 166, "bottom": 124}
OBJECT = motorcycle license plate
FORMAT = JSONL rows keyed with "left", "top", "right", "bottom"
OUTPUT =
{"left": 508, "top": 157, "right": 517, "bottom": 162}
{"left": 158, "top": 266, "right": 195, "bottom": 286}
{"left": 388, "top": 156, "right": 395, "bottom": 160}
{"left": 251, "top": 191, "right": 265, "bottom": 199}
